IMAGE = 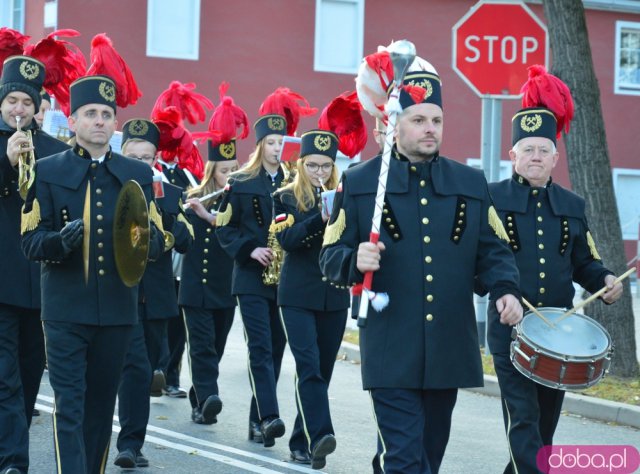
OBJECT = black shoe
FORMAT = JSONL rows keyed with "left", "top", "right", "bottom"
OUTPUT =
{"left": 114, "top": 448, "right": 137, "bottom": 468}
{"left": 311, "top": 434, "right": 336, "bottom": 470}
{"left": 201, "top": 394, "right": 223, "bottom": 424}
{"left": 150, "top": 370, "right": 165, "bottom": 397}
{"left": 248, "top": 420, "right": 263, "bottom": 443}
{"left": 191, "top": 406, "right": 217, "bottom": 425}
{"left": 1, "top": 468, "right": 22, "bottom": 474}
{"left": 290, "top": 449, "right": 311, "bottom": 464}
{"left": 260, "top": 416, "right": 285, "bottom": 448}
{"left": 163, "top": 385, "right": 187, "bottom": 398}
{"left": 32, "top": 408, "right": 40, "bottom": 417}
{"left": 136, "top": 451, "right": 149, "bottom": 468}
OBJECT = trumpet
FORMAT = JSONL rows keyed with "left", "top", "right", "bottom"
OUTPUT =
{"left": 15, "top": 116, "right": 36, "bottom": 200}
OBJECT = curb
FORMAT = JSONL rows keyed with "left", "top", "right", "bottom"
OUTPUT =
{"left": 338, "top": 342, "right": 640, "bottom": 430}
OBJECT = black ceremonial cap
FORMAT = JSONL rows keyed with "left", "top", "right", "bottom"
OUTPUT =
{"left": 253, "top": 114, "right": 287, "bottom": 143}
{"left": 390, "top": 71, "right": 442, "bottom": 111}
{"left": 0, "top": 55, "right": 45, "bottom": 110}
{"left": 70, "top": 75, "right": 117, "bottom": 114}
{"left": 122, "top": 118, "right": 160, "bottom": 148}
{"left": 300, "top": 130, "right": 338, "bottom": 161}
{"left": 208, "top": 139, "right": 237, "bottom": 162}
{"left": 511, "top": 107, "right": 558, "bottom": 146}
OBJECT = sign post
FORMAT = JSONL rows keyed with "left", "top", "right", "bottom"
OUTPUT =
{"left": 452, "top": 0, "right": 548, "bottom": 348}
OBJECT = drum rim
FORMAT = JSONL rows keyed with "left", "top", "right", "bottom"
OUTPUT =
{"left": 516, "top": 307, "right": 612, "bottom": 361}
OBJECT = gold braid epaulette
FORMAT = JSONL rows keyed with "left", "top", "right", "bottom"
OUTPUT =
{"left": 177, "top": 212, "right": 194, "bottom": 238}
{"left": 216, "top": 202, "right": 232, "bottom": 227}
{"left": 488, "top": 206, "right": 510, "bottom": 242}
{"left": 21, "top": 198, "right": 41, "bottom": 234}
{"left": 322, "top": 208, "right": 346, "bottom": 246}
{"left": 586, "top": 231, "right": 602, "bottom": 260}
{"left": 269, "top": 214, "right": 295, "bottom": 233}
{"left": 149, "top": 201, "right": 164, "bottom": 232}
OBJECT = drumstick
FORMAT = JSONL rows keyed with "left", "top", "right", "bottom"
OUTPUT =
{"left": 556, "top": 267, "right": 635, "bottom": 324}
{"left": 521, "top": 297, "right": 555, "bottom": 328}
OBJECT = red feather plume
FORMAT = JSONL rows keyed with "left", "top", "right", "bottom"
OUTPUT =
{"left": 152, "top": 81, "right": 214, "bottom": 125}
{"left": 23, "top": 29, "right": 86, "bottom": 116}
{"left": 87, "top": 33, "right": 141, "bottom": 108}
{"left": 364, "top": 50, "right": 394, "bottom": 92}
{"left": 258, "top": 87, "right": 317, "bottom": 135}
{"left": 318, "top": 91, "right": 367, "bottom": 158}
{"left": 197, "top": 81, "right": 249, "bottom": 146}
{"left": 152, "top": 106, "right": 204, "bottom": 180}
{"left": 0, "top": 28, "right": 30, "bottom": 75}
{"left": 520, "top": 64, "right": 574, "bottom": 136}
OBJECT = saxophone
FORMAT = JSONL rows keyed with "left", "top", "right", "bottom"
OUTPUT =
{"left": 262, "top": 162, "right": 295, "bottom": 286}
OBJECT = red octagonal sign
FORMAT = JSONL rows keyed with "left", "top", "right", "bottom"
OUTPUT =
{"left": 452, "top": 0, "right": 548, "bottom": 98}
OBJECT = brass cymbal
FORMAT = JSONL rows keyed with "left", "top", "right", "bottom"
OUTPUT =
{"left": 113, "top": 180, "right": 150, "bottom": 287}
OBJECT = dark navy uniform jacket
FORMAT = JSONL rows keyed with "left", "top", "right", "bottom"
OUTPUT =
{"left": 179, "top": 194, "right": 235, "bottom": 309}
{"left": 485, "top": 174, "right": 613, "bottom": 353}
{"left": 160, "top": 162, "right": 197, "bottom": 190}
{"left": 0, "top": 119, "right": 69, "bottom": 309}
{"left": 21, "top": 145, "right": 163, "bottom": 326}
{"left": 216, "top": 167, "right": 285, "bottom": 299}
{"left": 273, "top": 187, "right": 349, "bottom": 311}
{"left": 319, "top": 150, "right": 521, "bottom": 390}
{"left": 139, "top": 182, "right": 193, "bottom": 319}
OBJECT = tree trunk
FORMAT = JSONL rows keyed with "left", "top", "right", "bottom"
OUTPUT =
{"left": 542, "top": 0, "right": 638, "bottom": 377}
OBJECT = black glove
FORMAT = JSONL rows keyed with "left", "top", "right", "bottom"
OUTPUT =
{"left": 60, "top": 218, "right": 84, "bottom": 254}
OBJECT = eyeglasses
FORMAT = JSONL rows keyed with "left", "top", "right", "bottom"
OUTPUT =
{"left": 304, "top": 163, "right": 334, "bottom": 172}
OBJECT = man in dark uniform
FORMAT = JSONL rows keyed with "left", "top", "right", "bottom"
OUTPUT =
{"left": 21, "top": 75, "right": 163, "bottom": 474}
{"left": 319, "top": 68, "right": 523, "bottom": 474}
{"left": 157, "top": 149, "right": 198, "bottom": 399}
{"left": 114, "top": 118, "right": 193, "bottom": 468}
{"left": 0, "top": 55, "right": 69, "bottom": 474}
{"left": 485, "top": 69, "right": 623, "bottom": 474}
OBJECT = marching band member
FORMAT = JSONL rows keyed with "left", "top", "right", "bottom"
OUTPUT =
{"left": 114, "top": 118, "right": 193, "bottom": 468}
{"left": 180, "top": 83, "right": 245, "bottom": 425}
{"left": 216, "top": 87, "right": 315, "bottom": 447}
{"left": 151, "top": 81, "right": 209, "bottom": 399}
{"left": 273, "top": 91, "right": 366, "bottom": 469}
{"left": 319, "top": 51, "right": 522, "bottom": 474}
{"left": 21, "top": 34, "right": 163, "bottom": 473}
{"left": 484, "top": 66, "right": 623, "bottom": 474}
{"left": 0, "top": 51, "right": 69, "bottom": 474}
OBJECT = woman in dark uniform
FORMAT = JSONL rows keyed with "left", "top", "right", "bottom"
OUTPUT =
{"left": 180, "top": 88, "right": 246, "bottom": 425}
{"left": 273, "top": 128, "right": 350, "bottom": 469}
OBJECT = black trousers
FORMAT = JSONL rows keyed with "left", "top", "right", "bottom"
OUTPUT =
{"left": 183, "top": 306, "right": 235, "bottom": 407}
{"left": 117, "top": 311, "right": 167, "bottom": 453}
{"left": 280, "top": 306, "right": 347, "bottom": 454}
{"left": 0, "top": 303, "right": 45, "bottom": 473}
{"left": 44, "top": 321, "right": 132, "bottom": 474}
{"left": 370, "top": 388, "right": 458, "bottom": 474}
{"left": 160, "top": 280, "right": 185, "bottom": 387}
{"left": 493, "top": 352, "right": 565, "bottom": 474}
{"left": 237, "top": 295, "right": 286, "bottom": 422}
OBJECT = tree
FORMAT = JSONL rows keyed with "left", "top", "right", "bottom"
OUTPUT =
{"left": 542, "top": 0, "right": 638, "bottom": 377}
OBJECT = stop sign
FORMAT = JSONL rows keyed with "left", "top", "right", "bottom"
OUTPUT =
{"left": 452, "top": 0, "right": 548, "bottom": 98}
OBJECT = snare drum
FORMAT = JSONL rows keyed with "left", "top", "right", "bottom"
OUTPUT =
{"left": 510, "top": 307, "right": 612, "bottom": 390}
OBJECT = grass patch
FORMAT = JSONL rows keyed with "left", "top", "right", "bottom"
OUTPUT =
{"left": 481, "top": 352, "right": 640, "bottom": 406}
{"left": 344, "top": 330, "right": 639, "bottom": 406}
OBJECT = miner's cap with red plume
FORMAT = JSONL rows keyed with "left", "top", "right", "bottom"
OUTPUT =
{"left": 122, "top": 118, "right": 160, "bottom": 149}
{"left": 70, "top": 75, "right": 117, "bottom": 115}
{"left": 390, "top": 71, "right": 442, "bottom": 111}
{"left": 0, "top": 55, "right": 46, "bottom": 111}
{"left": 254, "top": 114, "right": 287, "bottom": 143}
{"left": 512, "top": 64, "right": 574, "bottom": 146}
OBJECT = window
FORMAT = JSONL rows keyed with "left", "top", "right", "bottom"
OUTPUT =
{"left": 466, "top": 158, "right": 513, "bottom": 182}
{"left": 147, "top": 0, "right": 200, "bottom": 60}
{"left": 612, "top": 168, "right": 640, "bottom": 239}
{"left": 614, "top": 21, "right": 640, "bottom": 95}
{"left": 44, "top": 1, "right": 57, "bottom": 29}
{"left": 0, "top": 0, "right": 25, "bottom": 31}
{"left": 314, "top": 0, "right": 364, "bottom": 74}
